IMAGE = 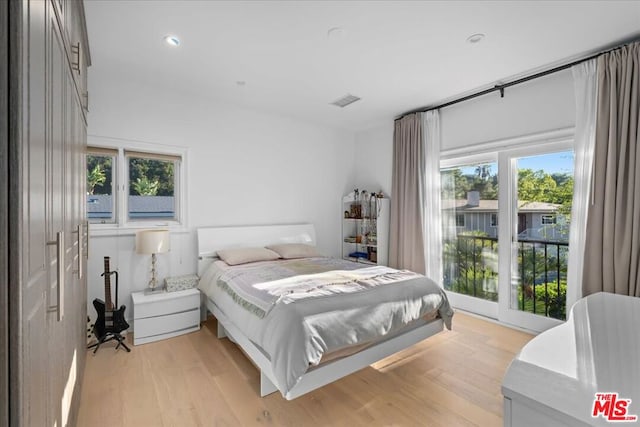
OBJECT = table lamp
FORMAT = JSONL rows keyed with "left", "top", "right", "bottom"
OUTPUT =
{"left": 136, "top": 229, "right": 170, "bottom": 293}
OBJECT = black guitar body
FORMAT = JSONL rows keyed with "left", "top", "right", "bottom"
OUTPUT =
{"left": 92, "top": 298, "right": 130, "bottom": 339}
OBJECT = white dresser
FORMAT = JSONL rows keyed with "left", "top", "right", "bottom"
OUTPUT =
{"left": 502, "top": 292, "right": 640, "bottom": 427}
{"left": 132, "top": 288, "right": 201, "bottom": 345}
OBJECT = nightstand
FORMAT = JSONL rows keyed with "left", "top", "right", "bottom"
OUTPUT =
{"left": 131, "top": 288, "right": 201, "bottom": 345}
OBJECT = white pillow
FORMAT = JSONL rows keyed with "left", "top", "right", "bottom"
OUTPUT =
{"left": 266, "top": 243, "right": 321, "bottom": 259}
{"left": 217, "top": 247, "right": 280, "bottom": 266}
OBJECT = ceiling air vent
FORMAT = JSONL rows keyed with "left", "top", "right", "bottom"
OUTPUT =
{"left": 330, "top": 94, "right": 361, "bottom": 108}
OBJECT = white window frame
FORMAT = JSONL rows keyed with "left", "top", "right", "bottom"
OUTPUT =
{"left": 87, "top": 136, "right": 188, "bottom": 235}
{"left": 455, "top": 213, "right": 465, "bottom": 227}
{"left": 541, "top": 214, "right": 556, "bottom": 225}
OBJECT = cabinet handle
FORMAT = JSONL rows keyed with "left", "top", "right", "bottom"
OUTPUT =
{"left": 85, "top": 221, "right": 89, "bottom": 259}
{"left": 46, "top": 231, "right": 65, "bottom": 322}
{"left": 71, "top": 42, "right": 80, "bottom": 72}
{"left": 73, "top": 224, "right": 82, "bottom": 278}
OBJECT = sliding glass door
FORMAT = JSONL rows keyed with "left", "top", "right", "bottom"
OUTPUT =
{"left": 441, "top": 141, "right": 575, "bottom": 332}
{"left": 440, "top": 155, "right": 499, "bottom": 319}
{"left": 498, "top": 147, "right": 575, "bottom": 331}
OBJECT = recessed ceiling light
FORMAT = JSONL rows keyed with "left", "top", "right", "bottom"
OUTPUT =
{"left": 163, "top": 35, "right": 181, "bottom": 47}
{"left": 466, "top": 33, "right": 485, "bottom": 44}
{"left": 236, "top": 81, "right": 246, "bottom": 86}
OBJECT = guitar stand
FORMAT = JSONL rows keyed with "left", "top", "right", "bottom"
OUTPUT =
{"left": 87, "top": 332, "right": 131, "bottom": 354}
{"left": 88, "top": 268, "right": 131, "bottom": 354}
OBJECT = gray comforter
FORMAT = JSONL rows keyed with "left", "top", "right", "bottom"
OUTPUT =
{"left": 199, "top": 257, "right": 453, "bottom": 398}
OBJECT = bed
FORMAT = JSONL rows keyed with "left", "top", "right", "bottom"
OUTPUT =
{"left": 197, "top": 223, "right": 453, "bottom": 400}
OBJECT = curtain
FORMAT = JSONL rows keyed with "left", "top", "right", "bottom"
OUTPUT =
{"left": 389, "top": 113, "right": 426, "bottom": 273}
{"left": 566, "top": 59, "right": 597, "bottom": 309}
{"left": 583, "top": 42, "right": 640, "bottom": 297}
{"left": 423, "top": 111, "right": 442, "bottom": 283}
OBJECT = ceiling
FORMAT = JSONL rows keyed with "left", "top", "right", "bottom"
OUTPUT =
{"left": 85, "top": 1, "right": 640, "bottom": 131}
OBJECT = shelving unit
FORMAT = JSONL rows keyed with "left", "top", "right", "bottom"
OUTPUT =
{"left": 341, "top": 192, "right": 390, "bottom": 266}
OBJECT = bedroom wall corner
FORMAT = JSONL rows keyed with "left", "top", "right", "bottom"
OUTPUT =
{"left": 353, "top": 122, "right": 394, "bottom": 198}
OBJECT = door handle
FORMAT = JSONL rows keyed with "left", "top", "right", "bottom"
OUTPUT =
{"left": 47, "top": 231, "right": 64, "bottom": 322}
{"left": 73, "top": 224, "right": 82, "bottom": 279}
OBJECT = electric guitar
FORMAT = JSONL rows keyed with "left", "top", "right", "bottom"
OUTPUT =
{"left": 93, "top": 256, "right": 129, "bottom": 339}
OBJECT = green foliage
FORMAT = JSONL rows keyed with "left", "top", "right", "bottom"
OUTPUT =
{"left": 86, "top": 155, "right": 112, "bottom": 195}
{"left": 128, "top": 158, "right": 174, "bottom": 196}
{"left": 443, "top": 231, "right": 499, "bottom": 302}
{"left": 442, "top": 165, "right": 498, "bottom": 200}
{"left": 518, "top": 280, "right": 567, "bottom": 320}
{"left": 132, "top": 176, "right": 160, "bottom": 196}
{"left": 442, "top": 166, "right": 573, "bottom": 214}
{"left": 87, "top": 154, "right": 175, "bottom": 197}
{"left": 87, "top": 164, "right": 106, "bottom": 195}
{"left": 518, "top": 169, "right": 557, "bottom": 202}
{"left": 518, "top": 168, "right": 574, "bottom": 214}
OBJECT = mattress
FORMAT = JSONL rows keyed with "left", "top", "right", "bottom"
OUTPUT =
{"left": 199, "top": 257, "right": 453, "bottom": 397}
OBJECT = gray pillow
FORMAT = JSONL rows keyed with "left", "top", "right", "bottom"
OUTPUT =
{"left": 266, "top": 243, "right": 321, "bottom": 259}
{"left": 217, "top": 247, "right": 280, "bottom": 265}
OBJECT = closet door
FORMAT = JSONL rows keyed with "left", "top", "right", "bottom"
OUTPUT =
{"left": 19, "top": 0, "right": 50, "bottom": 425}
{"left": 46, "top": 1, "right": 68, "bottom": 425}
{"left": 11, "top": 0, "right": 89, "bottom": 424}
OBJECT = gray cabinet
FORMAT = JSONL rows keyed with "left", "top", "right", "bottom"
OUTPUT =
{"left": 7, "top": 0, "right": 90, "bottom": 425}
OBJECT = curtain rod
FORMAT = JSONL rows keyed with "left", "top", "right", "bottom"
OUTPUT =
{"left": 396, "top": 40, "right": 635, "bottom": 120}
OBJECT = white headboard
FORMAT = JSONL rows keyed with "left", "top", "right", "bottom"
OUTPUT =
{"left": 197, "top": 223, "right": 316, "bottom": 274}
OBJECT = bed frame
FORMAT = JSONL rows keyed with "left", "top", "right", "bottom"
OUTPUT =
{"left": 197, "top": 223, "right": 445, "bottom": 400}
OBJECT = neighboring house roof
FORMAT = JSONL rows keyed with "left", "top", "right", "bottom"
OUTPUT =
{"left": 442, "top": 199, "right": 560, "bottom": 213}
{"left": 87, "top": 194, "right": 174, "bottom": 217}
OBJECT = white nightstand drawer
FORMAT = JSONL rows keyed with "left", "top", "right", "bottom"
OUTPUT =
{"left": 133, "top": 289, "right": 200, "bottom": 320}
{"left": 131, "top": 288, "right": 201, "bottom": 345}
{"left": 134, "top": 308, "right": 200, "bottom": 345}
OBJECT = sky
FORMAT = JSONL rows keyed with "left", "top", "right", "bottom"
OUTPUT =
{"left": 456, "top": 150, "right": 574, "bottom": 176}
{"left": 518, "top": 151, "right": 574, "bottom": 175}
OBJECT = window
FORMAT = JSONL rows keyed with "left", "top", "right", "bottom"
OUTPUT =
{"left": 126, "top": 151, "right": 179, "bottom": 221}
{"left": 490, "top": 213, "right": 498, "bottom": 227}
{"left": 541, "top": 214, "right": 556, "bottom": 225}
{"left": 455, "top": 213, "right": 465, "bottom": 227}
{"left": 87, "top": 141, "right": 185, "bottom": 228}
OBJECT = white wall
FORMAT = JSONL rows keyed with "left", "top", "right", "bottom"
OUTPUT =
{"left": 354, "top": 69, "right": 576, "bottom": 192}
{"left": 353, "top": 123, "right": 394, "bottom": 197}
{"left": 87, "top": 69, "right": 356, "bottom": 324}
{"left": 440, "top": 69, "right": 575, "bottom": 150}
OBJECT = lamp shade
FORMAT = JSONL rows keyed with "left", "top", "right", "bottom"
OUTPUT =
{"left": 136, "top": 230, "right": 170, "bottom": 254}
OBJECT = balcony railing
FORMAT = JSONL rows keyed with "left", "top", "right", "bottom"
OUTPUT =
{"left": 443, "top": 234, "right": 569, "bottom": 320}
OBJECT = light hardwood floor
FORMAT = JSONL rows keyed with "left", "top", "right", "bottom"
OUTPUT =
{"left": 77, "top": 312, "right": 532, "bottom": 427}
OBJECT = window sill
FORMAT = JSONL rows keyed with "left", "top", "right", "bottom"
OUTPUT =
{"left": 88, "top": 223, "right": 190, "bottom": 237}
